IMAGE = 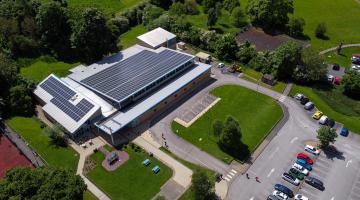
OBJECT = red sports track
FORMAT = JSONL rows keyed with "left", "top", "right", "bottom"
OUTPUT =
{"left": 0, "top": 133, "right": 33, "bottom": 177}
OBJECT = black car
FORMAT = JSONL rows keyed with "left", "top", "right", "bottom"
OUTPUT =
{"left": 332, "top": 64, "right": 340, "bottom": 71}
{"left": 274, "top": 184, "right": 294, "bottom": 198}
{"left": 305, "top": 176, "right": 325, "bottom": 191}
{"left": 267, "top": 194, "right": 279, "bottom": 200}
{"left": 300, "top": 97, "right": 309, "bottom": 105}
{"left": 326, "top": 119, "right": 335, "bottom": 127}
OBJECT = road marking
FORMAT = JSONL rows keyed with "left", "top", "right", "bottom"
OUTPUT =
{"left": 224, "top": 177, "right": 230, "bottom": 181}
{"left": 278, "top": 95, "right": 287, "bottom": 102}
{"left": 227, "top": 174, "right": 233, "bottom": 179}
{"left": 229, "top": 171, "right": 236, "bottom": 176}
{"left": 330, "top": 197, "right": 334, "bottom": 200}
{"left": 290, "top": 137, "right": 298, "bottom": 144}
{"left": 269, "top": 147, "right": 279, "bottom": 159}
{"left": 267, "top": 168, "right": 275, "bottom": 178}
{"left": 249, "top": 197, "right": 254, "bottom": 200}
{"left": 231, "top": 169, "right": 237, "bottom": 174}
{"left": 346, "top": 160, "right": 353, "bottom": 168}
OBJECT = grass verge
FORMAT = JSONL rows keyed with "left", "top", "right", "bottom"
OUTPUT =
{"left": 87, "top": 145, "right": 172, "bottom": 200}
{"left": 324, "top": 47, "right": 360, "bottom": 68}
{"left": 119, "top": 24, "right": 147, "bottom": 49}
{"left": 172, "top": 85, "right": 283, "bottom": 163}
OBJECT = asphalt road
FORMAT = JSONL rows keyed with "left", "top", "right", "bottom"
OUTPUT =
{"left": 227, "top": 97, "right": 360, "bottom": 200}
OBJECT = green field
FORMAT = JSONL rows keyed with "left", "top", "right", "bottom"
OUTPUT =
{"left": 119, "top": 24, "right": 147, "bottom": 49}
{"left": 87, "top": 146, "right": 172, "bottom": 200}
{"left": 84, "top": 191, "right": 97, "bottom": 200}
{"left": 6, "top": 117, "right": 79, "bottom": 170}
{"left": 172, "top": 85, "right": 283, "bottom": 163}
{"left": 242, "top": 68, "right": 287, "bottom": 93}
{"left": 289, "top": 85, "right": 360, "bottom": 133}
{"left": 324, "top": 47, "right": 360, "bottom": 68}
{"left": 19, "top": 56, "right": 79, "bottom": 82}
{"left": 41, "top": 0, "right": 143, "bottom": 16}
{"left": 292, "top": 0, "right": 360, "bottom": 50}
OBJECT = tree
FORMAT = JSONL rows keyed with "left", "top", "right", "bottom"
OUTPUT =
{"left": 342, "top": 70, "right": 360, "bottom": 98}
{"left": 272, "top": 41, "right": 302, "bottom": 80}
{"left": 8, "top": 84, "right": 33, "bottom": 116}
{"left": 236, "top": 41, "right": 257, "bottom": 64}
{"left": 143, "top": 5, "right": 164, "bottom": 25}
{"left": 71, "top": 8, "right": 117, "bottom": 63}
{"left": 223, "top": 0, "right": 240, "bottom": 12}
{"left": 147, "top": 14, "right": 171, "bottom": 30}
{"left": 108, "top": 16, "right": 130, "bottom": 36}
{"left": 207, "top": 8, "right": 217, "bottom": 28}
{"left": 219, "top": 117, "right": 241, "bottom": 153}
{"left": 288, "top": 17, "right": 305, "bottom": 37}
{"left": 317, "top": 126, "right": 337, "bottom": 149}
{"left": 315, "top": 22, "right": 327, "bottom": 38}
{"left": 0, "top": 53, "right": 18, "bottom": 94}
{"left": 231, "top": 6, "right": 246, "bottom": 27}
{"left": 199, "top": 30, "right": 218, "bottom": 52}
{"left": 192, "top": 170, "right": 216, "bottom": 200}
{"left": 212, "top": 119, "right": 223, "bottom": 137}
{"left": 248, "top": 51, "right": 274, "bottom": 72}
{"left": 184, "top": 0, "right": 199, "bottom": 15}
{"left": 203, "top": 0, "right": 218, "bottom": 13}
{"left": 214, "top": 33, "right": 238, "bottom": 61}
{"left": 247, "top": 0, "right": 293, "bottom": 30}
{"left": 292, "top": 48, "right": 327, "bottom": 83}
{"left": 150, "top": 0, "right": 173, "bottom": 9}
{"left": 0, "top": 167, "right": 86, "bottom": 200}
{"left": 36, "top": 2, "right": 71, "bottom": 58}
{"left": 43, "top": 123, "right": 68, "bottom": 147}
{"left": 169, "top": 2, "right": 187, "bottom": 15}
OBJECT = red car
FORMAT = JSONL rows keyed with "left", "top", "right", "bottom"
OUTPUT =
{"left": 297, "top": 153, "right": 314, "bottom": 165}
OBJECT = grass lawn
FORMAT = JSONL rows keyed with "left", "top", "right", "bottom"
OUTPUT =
{"left": 292, "top": 0, "right": 360, "bottom": 50}
{"left": 119, "top": 24, "right": 147, "bottom": 49}
{"left": 19, "top": 56, "right": 79, "bottom": 83}
{"left": 84, "top": 191, "right": 97, "bottom": 200}
{"left": 242, "top": 68, "right": 287, "bottom": 93}
{"left": 289, "top": 84, "right": 360, "bottom": 133}
{"left": 324, "top": 47, "right": 360, "bottom": 68}
{"left": 87, "top": 145, "right": 172, "bottom": 200}
{"left": 185, "top": 5, "right": 244, "bottom": 34}
{"left": 160, "top": 147, "right": 217, "bottom": 200}
{"left": 172, "top": 85, "right": 283, "bottom": 163}
{"left": 41, "top": 0, "right": 143, "bottom": 16}
{"left": 6, "top": 117, "right": 79, "bottom": 170}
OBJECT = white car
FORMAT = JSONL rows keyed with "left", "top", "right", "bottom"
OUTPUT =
{"left": 292, "top": 163, "right": 309, "bottom": 175}
{"left": 352, "top": 64, "right": 360, "bottom": 70}
{"left": 305, "top": 144, "right": 320, "bottom": 155}
{"left": 294, "top": 93, "right": 304, "bottom": 100}
{"left": 295, "top": 194, "right": 309, "bottom": 200}
{"left": 319, "top": 115, "right": 328, "bottom": 125}
{"left": 218, "top": 63, "right": 225, "bottom": 68}
{"left": 327, "top": 74, "right": 334, "bottom": 82}
{"left": 272, "top": 190, "right": 288, "bottom": 200}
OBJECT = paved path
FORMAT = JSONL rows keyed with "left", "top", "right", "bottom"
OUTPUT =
{"left": 133, "top": 132, "right": 192, "bottom": 200}
{"left": 319, "top": 43, "right": 360, "bottom": 55}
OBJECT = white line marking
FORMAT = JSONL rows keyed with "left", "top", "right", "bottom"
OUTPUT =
{"left": 346, "top": 160, "right": 353, "bottom": 168}
{"left": 290, "top": 137, "right": 298, "bottom": 144}
{"left": 267, "top": 168, "right": 275, "bottom": 178}
{"left": 224, "top": 177, "right": 230, "bottom": 181}
{"left": 330, "top": 197, "right": 334, "bottom": 200}
{"left": 229, "top": 171, "right": 235, "bottom": 176}
{"left": 231, "top": 169, "right": 237, "bottom": 174}
{"left": 249, "top": 197, "right": 254, "bottom": 200}
{"left": 269, "top": 147, "right": 279, "bottom": 159}
{"left": 227, "top": 174, "right": 233, "bottom": 179}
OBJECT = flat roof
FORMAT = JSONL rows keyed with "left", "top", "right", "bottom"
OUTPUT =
{"left": 137, "top": 27, "right": 176, "bottom": 48}
{"left": 79, "top": 48, "right": 194, "bottom": 104}
{"left": 96, "top": 62, "right": 212, "bottom": 135}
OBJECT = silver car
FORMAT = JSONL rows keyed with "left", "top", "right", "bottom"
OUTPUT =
{"left": 282, "top": 173, "right": 300, "bottom": 186}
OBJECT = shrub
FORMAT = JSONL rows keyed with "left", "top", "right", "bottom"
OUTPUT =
{"left": 288, "top": 17, "right": 305, "bottom": 37}
{"left": 315, "top": 22, "right": 327, "bottom": 38}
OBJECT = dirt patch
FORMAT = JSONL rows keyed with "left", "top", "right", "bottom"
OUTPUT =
{"left": 102, "top": 151, "right": 129, "bottom": 171}
{"left": 83, "top": 156, "right": 97, "bottom": 174}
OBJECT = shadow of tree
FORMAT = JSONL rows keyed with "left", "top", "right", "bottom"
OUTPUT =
{"left": 322, "top": 145, "right": 345, "bottom": 161}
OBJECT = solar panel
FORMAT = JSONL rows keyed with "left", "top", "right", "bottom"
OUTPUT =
{"left": 80, "top": 49, "right": 193, "bottom": 104}
{"left": 40, "top": 76, "right": 95, "bottom": 122}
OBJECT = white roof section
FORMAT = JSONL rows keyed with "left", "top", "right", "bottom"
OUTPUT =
{"left": 62, "top": 77, "right": 117, "bottom": 117}
{"left": 34, "top": 74, "right": 101, "bottom": 133}
{"left": 137, "top": 27, "right": 176, "bottom": 48}
{"left": 96, "top": 62, "right": 211, "bottom": 135}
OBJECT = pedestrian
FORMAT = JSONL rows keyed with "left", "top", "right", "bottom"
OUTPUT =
{"left": 255, "top": 177, "right": 260, "bottom": 183}
{"left": 246, "top": 173, "right": 250, "bottom": 179}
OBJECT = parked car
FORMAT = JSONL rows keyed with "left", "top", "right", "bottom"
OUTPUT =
{"left": 327, "top": 74, "right": 334, "bottom": 82}
{"left": 218, "top": 63, "right": 225, "bottom": 68}
{"left": 332, "top": 64, "right": 340, "bottom": 71}
{"left": 300, "top": 97, "right": 309, "bottom": 105}
{"left": 305, "top": 145, "right": 320, "bottom": 155}
{"left": 295, "top": 93, "right": 304, "bottom": 100}
{"left": 282, "top": 173, "right": 300, "bottom": 186}
{"left": 292, "top": 163, "right": 309, "bottom": 175}
{"left": 305, "top": 176, "right": 325, "bottom": 190}
{"left": 274, "top": 184, "right": 294, "bottom": 198}
{"left": 334, "top": 76, "right": 341, "bottom": 85}
{"left": 267, "top": 194, "right": 281, "bottom": 200}
{"left": 295, "top": 194, "right": 309, "bottom": 200}
{"left": 352, "top": 54, "right": 360, "bottom": 64}
{"left": 319, "top": 115, "right": 328, "bottom": 125}
{"left": 304, "top": 102, "right": 314, "bottom": 110}
{"left": 288, "top": 168, "right": 305, "bottom": 180}
{"left": 340, "top": 127, "right": 349, "bottom": 137}
{"left": 272, "top": 190, "right": 288, "bottom": 200}
{"left": 296, "top": 159, "right": 313, "bottom": 171}
{"left": 297, "top": 153, "right": 314, "bottom": 165}
{"left": 326, "top": 118, "right": 335, "bottom": 127}
{"left": 312, "top": 111, "right": 323, "bottom": 120}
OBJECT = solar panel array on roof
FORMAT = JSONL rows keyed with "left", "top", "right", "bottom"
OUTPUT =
{"left": 40, "top": 76, "right": 94, "bottom": 122}
{"left": 80, "top": 49, "right": 193, "bottom": 103}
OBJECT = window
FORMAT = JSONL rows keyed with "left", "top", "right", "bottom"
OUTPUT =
{"left": 174, "top": 94, "right": 178, "bottom": 97}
